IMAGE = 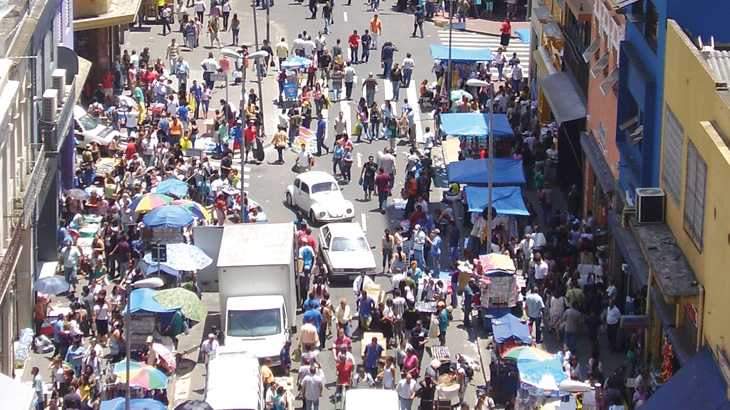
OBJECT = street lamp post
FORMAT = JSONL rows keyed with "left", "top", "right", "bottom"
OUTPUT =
{"left": 124, "top": 277, "right": 164, "bottom": 410}
{"left": 466, "top": 78, "right": 494, "bottom": 249}
{"left": 446, "top": 0, "right": 455, "bottom": 110}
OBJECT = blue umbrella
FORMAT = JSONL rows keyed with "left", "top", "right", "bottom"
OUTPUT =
{"left": 142, "top": 205, "right": 194, "bottom": 228}
{"left": 281, "top": 56, "right": 313, "bottom": 70}
{"left": 34, "top": 277, "right": 70, "bottom": 295}
{"left": 154, "top": 178, "right": 189, "bottom": 198}
{"left": 100, "top": 397, "right": 168, "bottom": 410}
{"left": 124, "top": 288, "right": 177, "bottom": 314}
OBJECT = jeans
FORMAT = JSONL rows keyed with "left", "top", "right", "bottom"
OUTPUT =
{"left": 425, "top": 1, "right": 434, "bottom": 18}
{"left": 392, "top": 81, "right": 401, "bottom": 101}
{"left": 333, "top": 83, "right": 341, "bottom": 101}
{"left": 324, "top": 16, "right": 331, "bottom": 33}
{"left": 276, "top": 146, "right": 284, "bottom": 162}
{"left": 496, "top": 63, "right": 505, "bottom": 81}
{"left": 305, "top": 399, "right": 320, "bottom": 410}
{"left": 402, "top": 68, "right": 413, "bottom": 88}
{"left": 414, "top": 249, "right": 426, "bottom": 270}
{"left": 529, "top": 316, "right": 542, "bottom": 343}
{"left": 288, "top": 127, "right": 298, "bottom": 146}
{"left": 338, "top": 321, "right": 351, "bottom": 338}
{"left": 564, "top": 331, "right": 578, "bottom": 354}
{"left": 372, "top": 33, "right": 379, "bottom": 49}
{"left": 350, "top": 46, "right": 359, "bottom": 63}
{"left": 457, "top": 11, "right": 465, "bottom": 22}
{"left": 63, "top": 266, "right": 77, "bottom": 288}
{"left": 451, "top": 286, "right": 459, "bottom": 307}
{"left": 232, "top": 28, "right": 239, "bottom": 45}
{"left": 378, "top": 191, "right": 389, "bottom": 212}
{"left": 412, "top": 22, "right": 423, "bottom": 37}
{"left": 169, "top": 58, "right": 177, "bottom": 74}
{"left": 431, "top": 253, "right": 441, "bottom": 275}
{"left": 399, "top": 398, "right": 413, "bottom": 410}
{"left": 370, "top": 121, "right": 380, "bottom": 140}
{"left": 186, "top": 33, "right": 196, "bottom": 48}
{"left": 345, "top": 82, "right": 353, "bottom": 100}
{"left": 162, "top": 17, "right": 172, "bottom": 34}
{"left": 383, "top": 58, "right": 392, "bottom": 78}
{"left": 366, "top": 89, "right": 375, "bottom": 106}
{"left": 361, "top": 47, "right": 370, "bottom": 62}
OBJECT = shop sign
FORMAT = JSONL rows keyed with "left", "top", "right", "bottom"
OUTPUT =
{"left": 620, "top": 314, "right": 647, "bottom": 329}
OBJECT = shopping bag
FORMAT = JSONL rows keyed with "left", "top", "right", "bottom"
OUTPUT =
{"left": 292, "top": 346, "right": 302, "bottom": 362}
{"left": 428, "top": 315, "right": 439, "bottom": 338}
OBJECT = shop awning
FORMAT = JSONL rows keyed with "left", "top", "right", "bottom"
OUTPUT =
{"left": 539, "top": 71, "right": 587, "bottom": 125}
{"left": 642, "top": 347, "right": 730, "bottom": 410}
{"left": 580, "top": 131, "right": 616, "bottom": 194}
{"left": 74, "top": 0, "right": 143, "bottom": 31}
{"left": 465, "top": 186, "right": 530, "bottom": 216}
{"left": 0, "top": 372, "right": 34, "bottom": 410}
{"left": 440, "top": 113, "right": 513, "bottom": 137}
{"left": 447, "top": 158, "right": 525, "bottom": 185}
{"left": 430, "top": 45, "right": 493, "bottom": 62}
{"left": 607, "top": 213, "right": 649, "bottom": 288}
{"left": 492, "top": 314, "right": 532, "bottom": 344}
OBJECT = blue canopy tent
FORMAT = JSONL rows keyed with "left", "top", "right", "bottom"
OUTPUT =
{"left": 440, "top": 113, "right": 513, "bottom": 137}
{"left": 492, "top": 313, "right": 532, "bottom": 344}
{"left": 515, "top": 29, "right": 531, "bottom": 45}
{"left": 465, "top": 186, "right": 529, "bottom": 216}
{"left": 124, "top": 288, "right": 176, "bottom": 314}
{"left": 447, "top": 158, "right": 525, "bottom": 185}
{"left": 430, "top": 45, "right": 493, "bottom": 62}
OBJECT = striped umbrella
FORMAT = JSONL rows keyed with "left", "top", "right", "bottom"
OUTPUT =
{"left": 113, "top": 361, "right": 168, "bottom": 390}
{"left": 292, "top": 126, "right": 316, "bottom": 153}
{"left": 171, "top": 199, "right": 211, "bottom": 221}
{"left": 128, "top": 193, "right": 173, "bottom": 213}
{"left": 502, "top": 346, "right": 554, "bottom": 361}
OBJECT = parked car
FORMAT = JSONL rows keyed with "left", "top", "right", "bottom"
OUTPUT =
{"left": 73, "top": 105, "right": 123, "bottom": 150}
{"left": 285, "top": 171, "right": 354, "bottom": 223}
{"left": 318, "top": 222, "right": 377, "bottom": 280}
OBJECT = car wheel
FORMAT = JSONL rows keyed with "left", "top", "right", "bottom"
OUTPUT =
{"left": 285, "top": 192, "right": 293, "bottom": 207}
{"left": 309, "top": 209, "right": 317, "bottom": 225}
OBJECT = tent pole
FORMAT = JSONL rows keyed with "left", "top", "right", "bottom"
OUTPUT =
{"left": 447, "top": 0, "right": 454, "bottom": 110}
{"left": 486, "top": 86, "right": 494, "bottom": 253}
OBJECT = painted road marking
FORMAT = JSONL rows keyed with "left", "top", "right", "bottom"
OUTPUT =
{"left": 356, "top": 152, "right": 363, "bottom": 168}
{"left": 343, "top": 11, "right": 348, "bottom": 22}
{"left": 405, "top": 82, "right": 424, "bottom": 144}
{"left": 361, "top": 213, "right": 367, "bottom": 232}
{"left": 341, "top": 100, "right": 352, "bottom": 135}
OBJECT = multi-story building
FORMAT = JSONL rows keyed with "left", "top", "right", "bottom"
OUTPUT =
{"left": 637, "top": 19, "right": 730, "bottom": 404}
{"left": 0, "top": 0, "right": 86, "bottom": 375}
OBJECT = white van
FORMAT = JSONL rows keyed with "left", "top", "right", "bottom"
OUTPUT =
{"left": 73, "top": 105, "right": 123, "bottom": 150}
{"left": 205, "top": 347, "right": 265, "bottom": 410}
{"left": 345, "top": 389, "right": 399, "bottom": 410}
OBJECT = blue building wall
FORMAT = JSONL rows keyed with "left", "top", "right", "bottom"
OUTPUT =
{"left": 616, "top": 0, "right": 730, "bottom": 202}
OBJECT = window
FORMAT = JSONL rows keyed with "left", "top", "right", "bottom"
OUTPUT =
{"left": 300, "top": 182, "right": 309, "bottom": 194}
{"left": 662, "top": 106, "right": 682, "bottom": 206}
{"left": 684, "top": 140, "right": 706, "bottom": 250}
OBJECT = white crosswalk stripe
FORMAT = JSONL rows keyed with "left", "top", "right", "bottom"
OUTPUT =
{"left": 437, "top": 30, "right": 530, "bottom": 79}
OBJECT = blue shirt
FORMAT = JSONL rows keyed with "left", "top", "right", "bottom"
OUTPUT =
{"left": 189, "top": 84, "right": 202, "bottom": 100}
{"left": 231, "top": 125, "right": 243, "bottom": 143}
{"left": 449, "top": 227, "right": 461, "bottom": 247}
{"left": 357, "top": 296, "right": 376, "bottom": 318}
{"left": 317, "top": 119, "right": 326, "bottom": 138}
{"left": 302, "top": 298, "right": 320, "bottom": 312}
{"left": 158, "top": 118, "right": 170, "bottom": 134}
{"left": 177, "top": 105, "right": 189, "bottom": 121}
{"left": 382, "top": 45, "right": 395, "bottom": 60}
{"left": 430, "top": 235, "right": 442, "bottom": 256}
{"left": 65, "top": 345, "right": 85, "bottom": 369}
{"left": 58, "top": 227, "right": 70, "bottom": 246}
{"left": 303, "top": 308, "right": 323, "bottom": 332}
{"left": 280, "top": 345, "right": 291, "bottom": 369}
{"left": 364, "top": 343, "right": 383, "bottom": 368}
{"left": 300, "top": 247, "right": 315, "bottom": 270}
{"left": 52, "top": 318, "right": 64, "bottom": 343}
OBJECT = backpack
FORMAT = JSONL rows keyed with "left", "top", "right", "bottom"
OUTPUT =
{"left": 462, "top": 364, "right": 474, "bottom": 379}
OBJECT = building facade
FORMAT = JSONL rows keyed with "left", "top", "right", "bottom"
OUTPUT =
{"left": 0, "top": 0, "right": 85, "bottom": 375}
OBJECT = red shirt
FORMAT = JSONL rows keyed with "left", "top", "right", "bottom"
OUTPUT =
{"left": 244, "top": 125, "right": 257, "bottom": 143}
{"left": 301, "top": 234, "right": 317, "bottom": 250}
{"left": 102, "top": 73, "right": 114, "bottom": 89}
{"left": 125, "top": 142, "right": 136, "bottom": 160}
{"left": 374, "top": 172, "right": 391, "bottom": 194}
{"left": 348, "top": 34, "right": 360, "bottom": 49}
{"left": 336, "top": 361, "right": 354, "bottom": 385}
{"left": 500, "top": 21, "right": 511, "bottom": 35}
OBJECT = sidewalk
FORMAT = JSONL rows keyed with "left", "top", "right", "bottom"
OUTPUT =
{"left": 432, "top": 14, "right": 531, "bottom": 36}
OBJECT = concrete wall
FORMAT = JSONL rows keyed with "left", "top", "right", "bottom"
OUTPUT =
{"left": 72, "top": 0, "right": 110, "bottom": 20}
{"left": 661, "top": 19, "right": 730, "bottom": 361}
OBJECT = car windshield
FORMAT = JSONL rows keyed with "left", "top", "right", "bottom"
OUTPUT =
{"left": 77, "top": 114, "right": 100, "bottom": 131}
{"left": 331, "top": 236, "right": 369, "bottom": 252}
{"left": 311, "top": 182, "right": 338, "bottom": 194}
{"left": 227, "top": 308, "right": 282, "bottom": 337}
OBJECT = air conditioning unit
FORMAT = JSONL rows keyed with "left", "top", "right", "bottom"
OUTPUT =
{"left": 41, "top": 89, "right": 58, "bottom": 123}
{"left": 52, "top": 69, "right": 67, "bottom": 104}
{"left": 636, "top": 187, "right": 665, "bottom": 223}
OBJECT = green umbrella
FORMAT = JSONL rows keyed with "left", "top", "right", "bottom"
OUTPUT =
{"left": 450, "top": 89, "right": 473, "bottom": 102}
{"left": 152, "top": 288, "right": 208, "bottom": 322}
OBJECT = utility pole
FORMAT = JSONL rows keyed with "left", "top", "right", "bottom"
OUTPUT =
{"left": 266, "top": 1, "right": 271, "bottom": 43}
{"left": 252, "top": 0, "right": 265, "bottom": 141}
{"left": 446, "top": 0, "right": 454, "bottom": 110}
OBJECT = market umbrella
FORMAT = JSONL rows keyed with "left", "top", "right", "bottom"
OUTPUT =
{"left": 113, "top": 362, "right": 169, "bottom": 390}
{"left": 34, "top": 277, "right": 70, "bottom": 295}
{"left": 138, "top": 259, "right": 181, "bottom": 277}
{"left": 112, "top": 360, "right": 146, "bottom": 374}
{"left": 65, "top": 188, "right": 89, "bottom": 200}
{"left": 292, "top": 126, "right": 316, "bottom": 153}
{"left": 153, "top": 288, "right": 208, "bottom": 322}
{"left": 129, "top": 193, "right": 174, "bottom": 213}
{"left": 155, "top": 178, "right": 190, "bottom": 198}
{"left": 502, "top": 346, "right": 554, "bottom": 361}
{"left": 450, "top": 89, "right": 473, "bottom": 102}
{"left": 152, "top": 343, "right": 177, "bottom": 369}
{"left": 281, "top": 56, "right": 313, "bottom": 70}
{"left": 517, "top": 357, "right": 568, "bottom": 394}
{"left": 174, "top": 400, "right": 215, "bottom": 410}
{"left": 171, "top": 199, "right": 211, "bottom": 221}
{"left": 143, "top": 243, "right": 212, "bottom": 272}
{"left": 142, "top": 205, "right": 194, "bottom": 228}
{"left": 100, "top": 397, "right": 168, "bottom": 410}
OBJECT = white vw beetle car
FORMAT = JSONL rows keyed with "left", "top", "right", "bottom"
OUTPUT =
{"left": 285, "top": 171, "right": 354, "bottom": 223}
{"left": 318, "top": 222, "right": 377, "bottom": 280}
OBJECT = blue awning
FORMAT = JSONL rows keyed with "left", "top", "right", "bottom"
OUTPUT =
{"left": 642, "top": 347, "right": 730, "bottom": 410}
{"left": 515, "top": 29, "right": 531, "bottom": 44}
{"left": 448, "top": 158, "right": 525, "bottom": 185}
{"left": 465, "top": 186, "right": 529, "bottom": 216}
{"left": 492, "top": 313, "right": 532, "bottom": 344}
{"left": 440, "top": 113, "right": 514, "bottom": 137}
{"left": 607, "top": 213, "right": 649, "bottom": 288}
{"left": 430, "top": 44, "right": 493, "bottom": 62}
{"left": 124, "top": 288, "right": 177, "bottom": 314}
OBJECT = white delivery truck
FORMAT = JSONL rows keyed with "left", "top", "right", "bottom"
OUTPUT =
{"left": 206, "top": 346, "right": 265, "bottom": 410}
{"left": 217, "top": 223, "right": 297, "bottom": 366}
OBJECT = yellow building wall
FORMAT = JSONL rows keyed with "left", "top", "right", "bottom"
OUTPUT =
{"left": 73, "top": 0, "right": 112, "bottom": 19}
{"left": 661, "top": 19, "right": 730, "bottom": 360}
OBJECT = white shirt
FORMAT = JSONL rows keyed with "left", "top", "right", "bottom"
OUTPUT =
{"left": 351, "top": 372, "right": 375, "bottom": 389}
{"left": 402, "top": 57, "right": 414, "bottom": 70}
{"left": 606, "top": 305, "right": 621, "bottom": 325}
{"left": 511, "top": 64, "right": 523, "bottom": 81}
{"left": 380, "top": 153, "right": 396, "bottom": 174}
{"left": 352, "top": 275, "right": 374, "bottom": 293}
{"left": 344, "top": 66, "right": 356, "bottom": 83}
{"left": 413, "top": 230, "right": 425, "bottom": 251}
{"left": 534, "top": 261, "right": 548, "bottom": 280}
{"left": 194, "top": 0, "right": 206, "bottom": 12}
{"left": 301, "top": 373, "right": 325, "bottom": 401}
{"left": 533, "top": 232, "right": 547, "bottom": 248}
{"left": 303, "top": 40, "right": 316, "bottom": 57}
{"left": 518, "top": 238, "right": 534, "bottom": 258}
{"left": 395, "top": 378, "right": 417, "bottom": 400}
{"left": 201, "top": 338, "right": 219, "bottom": 357}
{"left": 298, "top": 150, "right": 312, "bottom": 167}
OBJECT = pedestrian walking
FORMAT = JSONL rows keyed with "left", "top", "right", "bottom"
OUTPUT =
{"left": 344, "top": 62, "right": 356, "bottom": 100}
{"left": 194, "top": 0, "right": 206, "bottom": 22}
{"left": 272, "top": 124, "right": 288, "bottom": 164}
{"left": 412, "top": 6, "right": 424, "bottom": 38}
{"left": 500, "top": 18, "right": 512, "bottom": 51}
{"left": 402, "top": 53, "right": 414, "bottom": 88}
{"left": 229, "top": 13, "right": 240, "bottom": 45}
{"left": 222, "top": 0, "right": 231, "bottom": 30}
{"left": 381, "top": 42, "right": 397, "bottom": 78}
{"left": 395, "top": 372, "right": 418, "bottom": 410}
{"left": 300, "top": 365, "right": 325, "bottom": 410}
{"left": 348, "top": 30, "right": 360, "bottom": 64}
{"left": 390, "top": 63, "right": 402, "bottom": 101}
{"left": 525, "top": 287, "right": 545, "bottom": 343}
{"left": 605, "top": 299, "right": 621, "bottom": 352}
{"left": 161, "top": 4, "right": 173, "bottom": 35}
{"left": 308, "top": 0, "right": 318, "bottom": 18}
{"left": 207, "top": 16, "right": 222, "bottom": 48}
{"left": 315, "top": 113, "right": 329, "bottom": 156}
{"left": 369, "top": 15, "right": 382, "bottom": 49}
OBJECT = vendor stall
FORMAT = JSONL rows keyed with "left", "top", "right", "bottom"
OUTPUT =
{"left": 447, "top": 158, "right": 525, "bottom": 186}
{"left": 430, "top": 45, "right": 493, "bottom": 91}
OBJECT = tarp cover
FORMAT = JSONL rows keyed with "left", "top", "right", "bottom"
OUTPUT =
{"left": 492, "top": 313, "right": 532, "bottom": 344}
{"left": 515, "top": 29, "right": 531, "bottom": 45}
{"left": 447, "top": 158, "right": 525, "bottom": 185}
{"left": 430, "top": 45, "right": 493, "bottom": 62}
{"left": 0, "top": 371, "right": 34, "bottom": 410}
{"left": 539, "top": 71, "right": 587, "bottom": 124}
{"left": 641, "top": 347, "right": 730, "bottom": 410}
{"left": 440, "top": 113, "right": 513, "bottom": 137}
{"left": 465, "top": 186, "right": 529, "bottom": 216}
{"left": 125, "top": 288, "right": 176, "bottom": 314}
